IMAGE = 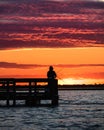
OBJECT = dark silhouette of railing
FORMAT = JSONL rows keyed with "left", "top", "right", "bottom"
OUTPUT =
{"left": 0, "top": 78, "right": 58, "bottom": 106}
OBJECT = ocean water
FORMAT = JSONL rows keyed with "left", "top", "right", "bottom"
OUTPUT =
{"left": 0, "top": 90, "right": 104, "bottom": 130}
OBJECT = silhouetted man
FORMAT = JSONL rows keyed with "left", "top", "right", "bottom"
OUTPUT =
{"left": 46, "top": 66, "right": 57, "bottom": 95}
{"left": 47, "top": 66, "right": 57, "bottom": 79}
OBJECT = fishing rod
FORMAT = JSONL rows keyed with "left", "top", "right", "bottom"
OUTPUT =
{"left": 56, "top": 68, "right": 67, "bottom": 84}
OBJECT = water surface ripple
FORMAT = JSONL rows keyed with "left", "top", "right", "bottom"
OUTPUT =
{"left": 0, "top": 90, "right": 104, "bottom": 130}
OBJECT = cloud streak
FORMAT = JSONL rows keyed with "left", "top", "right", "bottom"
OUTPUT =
{"left": 0, "top": 62, "right": 47, "bottom": 69}
{"left": 0, "top": 62, "right": 104, "bottom": 69}
{"left": 55, "top": 64, "right": 104, "bottom": 68}
{"left": 0, "top": 0, "right": 104, "bottom": 49}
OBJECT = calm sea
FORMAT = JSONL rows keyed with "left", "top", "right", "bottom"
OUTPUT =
{"left": 0, "top": 90, "right": 104, "bottom": 130}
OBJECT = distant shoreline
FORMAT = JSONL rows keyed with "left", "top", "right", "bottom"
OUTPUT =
{"left": 58, "top": 84, "right": 104, "bottom": 90}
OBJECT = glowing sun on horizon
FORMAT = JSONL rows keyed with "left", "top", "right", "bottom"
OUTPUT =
{"left": 58, "top": 78, "right": 85, "bottom": 85}
{"left": 58, "top": 78, "right": 104, "bottom": 85}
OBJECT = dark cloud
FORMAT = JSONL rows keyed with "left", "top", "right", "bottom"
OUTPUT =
{"left": 0, "top": 39, "right": 73, "bottom": 50}
{"left": 0, "top": 62, "right": 47, "bottom": 69}
{"left": 54, "top": 64, "right": 104, "bottom": 68}
{"left": 0, "top": 62, "right": 104, "bottom": 69}
{"left": 0, "top": 0, "right": 104, "bottom": 15}
{"left": 82, "top": 1, "right": 104, "bottom": 9}
{"left": 0, "top": 0, "right": 104, "bottom": 49}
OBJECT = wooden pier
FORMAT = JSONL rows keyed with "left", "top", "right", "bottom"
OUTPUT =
{"left": 0, "top": 78, "right": 59, "bottom": 107}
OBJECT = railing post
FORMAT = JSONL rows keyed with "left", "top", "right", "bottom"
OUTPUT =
{"left": 34, "top": 81, "right": 37, "bottom": 94}
{"left": 13, "top": 80, "right": 16, "bottom": 106}
{"left": 29, "top": 81, "right": 32, "bottom": 95}
{"left": 6, "top": 80, "right": 10, "bottom": 106}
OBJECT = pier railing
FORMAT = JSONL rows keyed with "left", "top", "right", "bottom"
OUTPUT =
{"left": 0, "top": 78, "right": 58, "bottom": 106}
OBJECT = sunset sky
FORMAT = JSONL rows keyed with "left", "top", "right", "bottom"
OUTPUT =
{"left": 0, "top": 0, "right": 104, "bottom": 85}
